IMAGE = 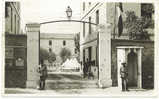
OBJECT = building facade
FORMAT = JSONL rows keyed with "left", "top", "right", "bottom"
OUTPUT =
{"left": 5, "top": 2, "right": 21, "bottom": 34}
{"left": 80, "top": 2, "right": 154, "bottom": 89}
{"left": 40, "top": 33, "right": 76, "bottom": 62}
{"left": 5, "top": 2, "right": 27, "bottom": 88}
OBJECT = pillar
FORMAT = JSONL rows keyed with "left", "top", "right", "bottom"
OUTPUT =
{"left": 26, "top": 23, "right": 40, "bottom": 88}
{"left": 137, "top": 48, "right": 142, "bottom": 88}
{"left": 98, "top": 23, "right": 112, "bottom": 88}
{"left": 117, "top": 48, "right": 126, "bottom": 89}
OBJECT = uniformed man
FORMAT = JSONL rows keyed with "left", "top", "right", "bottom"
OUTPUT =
{"left": 120, "top": 62, "right": 129, "bottom": 91}
{"left": 37, "top": 60, "right": 48, "bottom": 90}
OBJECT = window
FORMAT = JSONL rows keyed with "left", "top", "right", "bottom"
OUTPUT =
{"left": 96, "top": 10, "right": 99, "bottom": 24}
{"left": 83, "top": 2, "right": 85, "bottom": 11}
{"left": 88, "top": 47, "right": 92, "bottom": 61}
{"left": 74, "top": 48, "right": 77, "bottom": 54}
{"left": 11, "top": 7, "right": 12, "bottom": 32}
{"left": 89, "top": 2, "right": 91, "bottom": 6}
{"left": 49, "top": 48, "right": 52, "bottom": 52}
{"left": 89, "top": 17, "right": 91, "bottom": 34}
{"left": 5, "top": 2, "right": 9, "bottom": 18}
{"left": 63, "top": 40, "right": 66, "bottom": 46}
{"left": 14, "top": 15, "right": 16, "bottom": 33}
{"left": 83, "top": 22, "right": 85, "bottom": 37}
{"left": 18, "top": 20, "right": 20, "bottom": 34}
{"left": 141, "top": 4, "right": 154, "bottom": 19}
{"left": 83, "top": 49, "right": 85, "bottom": 63}
{"left": 96, "top": 46, "right": 98, "bottom": 66}
{"left": 49, "top": 40, "right": 52, "bottom": 46}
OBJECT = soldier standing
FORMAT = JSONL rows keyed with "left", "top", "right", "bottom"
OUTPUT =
{"left": 120, "top": 62, "right": 129, "bottom": 91}
{"left": 38, "top": 60, "right": 48, "bottom": 90}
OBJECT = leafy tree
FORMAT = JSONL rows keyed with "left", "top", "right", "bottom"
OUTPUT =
{"left": 48, "top": 51, "right": 56, "bottom": 63}
{"left": 60, "top": 48, "right": 71, "bottom": 63}
{"left": 40, "top": 48, "right": 49, "bottom": 60}
{"left": 124, "top": 11, "right": 153, "bottom": 40}
{"left": 40, "top": 48, "right": 56, "bottom": 63}
{"left": 74, "top": 33, "right": 80, "bottom": 52}
{"left": 74, "top": 33, "right": 80, "bottom": 62}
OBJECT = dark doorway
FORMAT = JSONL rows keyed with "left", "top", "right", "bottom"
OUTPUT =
{"left": 88, "top": 47, "right": 92, "bottom": 61}
{"left": 127, "top": 49, "right": 138, "bottom": 87}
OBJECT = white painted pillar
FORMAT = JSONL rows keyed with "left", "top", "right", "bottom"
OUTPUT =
{"left": 26, "top": 23, "right": 40, "bottom": 88}
{"left": 98, "top": 23, "right": 112, "bottom": 88}
{"left": 137, "top": 48, "right": 142, "bottom": 88}
{"left": 117, "top": 48, "right": 126, "bottom": 89}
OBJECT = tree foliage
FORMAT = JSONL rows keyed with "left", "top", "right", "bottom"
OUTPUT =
{"left": 74, "top": 33, "right": 80, "bottom": 62}
{"left": 48, "top": 51, "right": 56, "bottom": 63}
{"left": 124, "top": 11, "right": 153, "bottom": 40}
{"left": 74, "top": 33, "right": 80, "bottom": 52}
{"left": 40, "top": 48, "right": 56, "bottom": 63}
{"left": 60, "top": 48, "right": 71, "bottom": 63}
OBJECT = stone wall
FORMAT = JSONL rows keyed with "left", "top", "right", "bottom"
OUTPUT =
{"left": 5, "top": 34, "right": 27, "bottom": 88}
{"left": 111, "top": 39, "right": 154, "bottom": 89}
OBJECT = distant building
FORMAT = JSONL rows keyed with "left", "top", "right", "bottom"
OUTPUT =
{"left": 40, "top": 33, "right": 76, "bottom": 61}
{"left": 80, "top": 2, "right": 154, "bottom": 89}
{"left": 5, "top": 2, "right": 21, "bottom": 34}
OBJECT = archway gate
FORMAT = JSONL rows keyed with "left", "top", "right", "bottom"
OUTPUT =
{"left": 26, "top": 22, "right": 112, "bottom": 88}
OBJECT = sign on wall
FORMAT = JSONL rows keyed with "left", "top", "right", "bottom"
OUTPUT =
{"left": 16, "top": 58, "right": 24, "bottom": 66}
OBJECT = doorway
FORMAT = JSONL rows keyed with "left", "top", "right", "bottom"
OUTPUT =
{"left": 117, "top": 46, "right": 143, "bottom": 89}
{"left": 127, "top": 49, "right": 138, "bottom": 87}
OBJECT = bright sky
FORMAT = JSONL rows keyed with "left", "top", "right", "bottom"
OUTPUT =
{"left": 21, "top": 0, "right": 81, "bottom": 33}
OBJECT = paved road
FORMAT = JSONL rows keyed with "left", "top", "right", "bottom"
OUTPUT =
{"left": 4, "top": 72, "right": 154, "bottom": 96}
{"left": 46, "top": 72, "right": 98, "bottom": 90}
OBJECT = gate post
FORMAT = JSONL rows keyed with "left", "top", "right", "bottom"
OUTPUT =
{"left": 98, "top": 23, "right": 112, "bottom": 88}
{"left": 26, "top": 23, "right": 40, "bottom": 88}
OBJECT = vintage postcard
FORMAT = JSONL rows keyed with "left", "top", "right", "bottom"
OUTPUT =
{"left": 0, "top": 0, "right": 159, "bottom": 98}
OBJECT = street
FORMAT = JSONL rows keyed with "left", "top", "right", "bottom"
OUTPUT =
{"left": 4, "top": 72, "right": 154, "bottom": 96}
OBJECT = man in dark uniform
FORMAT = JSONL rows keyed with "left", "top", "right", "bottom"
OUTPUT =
{"left": 83, "top": 61, "right": 87, "bottom": 78}
{"left": 38, "top": 60, "right": 48, "bottom": 90}
{"left": 120, "top": 62, "right": 129, "bottom": 91}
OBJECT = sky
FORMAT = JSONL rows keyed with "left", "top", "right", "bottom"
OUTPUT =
{"left": 21, "top": 0, "right": 81, "bottom": 33}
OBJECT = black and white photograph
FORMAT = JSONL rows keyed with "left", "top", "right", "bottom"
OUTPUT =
{"left": 1, "top": 0, "right": 159, "bottom": 97}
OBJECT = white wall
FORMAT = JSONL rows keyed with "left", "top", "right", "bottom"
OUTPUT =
{"left": 40, "top": 38, "right": 75, "bottom": 56}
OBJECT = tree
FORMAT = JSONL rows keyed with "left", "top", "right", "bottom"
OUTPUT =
{"left": 74, "top": 33, "right": 80, "bottom": 52}
{"left": 40, "top": 48, "right": 56, "bottom": 63}
{"left": 124, "top": 11, "right": 152, "bottom": 40}
{"left": 48, "top": 52, "right": 56, "bottom": 63}
{"left": 74, "top": 33, "right": 80, "bottom": 62}
{"left": 60, "top": 48, "right": 71, "bottom": 63}
{"left": 40, "top": 48, "right": 49, "bottom": 61}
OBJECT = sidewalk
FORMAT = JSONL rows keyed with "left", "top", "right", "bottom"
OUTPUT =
{"left": 4, "top": 72, "right": 155, "bottom": 96}
{"left": 4, "top": 87, "right": 155, "bottom": 97}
